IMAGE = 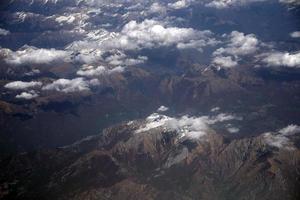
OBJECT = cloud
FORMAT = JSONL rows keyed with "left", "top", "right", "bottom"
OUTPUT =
{"left": 102, "top": 19, "right": 216, "bottom": 51}
{"left": 2, "top": 46, "right": 70, "bottom": 66}
{"left": 263, "top": 124, "right": 300, "bottom": 150}
{"left": 206, "top": 113, "right": 242, "bottom": 124}
{"left": 136, "top": 112, "right": 242, "bottom": 139}
{"left": 212, "top": 56, "right": 238, "bottom": 68}
{"left": 76, "top": 65, "right": 124, "bottom": 77}
{"left": 211, "top": 31, "right": 259, "bottom": 68}
{"left": 261, "top": 51, "right": 300, "bottom": 68}
{"left": 105, "top": 53, "right": 148, "bottom": 66}
{"left": 0, "top": 28, "right": 10, "bottom": 36}
{"left": 4, "top": 81, "right": 42, "bottom": 90}
{"left": 42, "top": 78, "right": 95, "bottom": 93}
{"left": 278, "top": 124, "right": 300, "bottom": 136}
{"left": 279, "top": 0, "right": 300, "bottom": 6}
{"left": 290, "top": 31, "right": 300, "bottom": 38}
{"left": 149, "top": 2, "right": 167, "bottom": 13}
{"left": 227, "top": 126, "right": 239, "bottom": 133}
{"left": 16, "top": 90, "right": 39, "bottom": 100}
{"left": 168, "top": 0, "right": 189, "bottom": 9}
{"left": 210, "top": 107, "right": 220, "bottom": 112}
{"left": 205, "top": 0, "right": 266, "bottom": 9}
{"left": 136, "top": 113, "right": 210, "bottom": 139}
{"left": 214, "top": 31, "right": 259, "bottom": 56}
{"left": 157, "top": 105, "right": 169, "bottom": 112}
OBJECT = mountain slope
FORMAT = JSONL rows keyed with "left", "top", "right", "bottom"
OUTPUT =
{"left": 1, "top": 116, "right": 299, "bottom": 200}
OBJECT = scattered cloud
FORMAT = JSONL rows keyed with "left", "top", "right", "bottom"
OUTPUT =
{"left": 279, "top": 124, "right": 300, "bottom": 136}
{"left": 4, "top": 81, "right": 42, "bottom": 90}
{"left": 290, "top": 31, "right": 300, "bottom": 38}
{"left": 102, "top": 19, "right": 216, "bottom": 51}
{"left": 157, "top": 105, "right": 169, "bottom": 112}
{"left": 2, "top": 46, "right": 70, "bottom": 66}
{"left": 212, "top": 56, "right": 238, "bottom": 68}
{"left": 279, "top": 0, "right": 300, "bottom": 6}
{"left": 168, "top": 0, "right": 189, "bottom": 9}
{"left": 105, "top": 53, "right": 148, "bottom": 66}
{"left": 210, "top": 107, "right": 220, "bottom": 112}
{"left": 42, "top": 78, "right": 95, "bottom": 93}
{"left": 76, "top": 65, "right": 124, "bottom": 77}
{"left": 205, "top": 0, "right": 266, "bottom": 9}
{"left": 212, "top": 31, "right": 260, "bottom": 68}
{"left": 214, "top": 31, "right": 259, "bottom": 56}
{"left": 149, "top": 2, "right": 167, "bottom": 13}
{"left": 263, "top": 124, "right": 300, "bottom": 150}
{"left": 136, "top": 112, "right": 242, "bottom": 140}
{"left": 16, "top": 90, "right": 39, "bottom": 100}
{"left": 0, "top": 28, "right": 10, "bottom": 36}
{"left": 261, "top": 51, "right": 300, "bottom": 68}
{"left": 227, "top": 126, "right": 240, "bottom": 133}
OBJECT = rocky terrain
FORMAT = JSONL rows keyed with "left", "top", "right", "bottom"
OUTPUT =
{"left": 0, "top": 113, "right": 300, "bottom": 200}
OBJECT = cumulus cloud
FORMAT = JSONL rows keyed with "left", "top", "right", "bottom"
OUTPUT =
{"left": 2, "top": 46, "right": 70, "bottom": 66}
{"left": 279, "top": 124, "right": 300, "bottom": 136}
{"left": 16, "top": 90, "right": 39, "bottom": 100}
{"left": 168, "top": 0, "right": 189, "bottom": 9}
{"left": 157, "top": 105, "right": 169, "bottom": 112}
{"left": 290, "top": 31, "right": 300, "bottom": 38}
{"left": 105, "top": 53, "right": 148, "bottom": 66}
{"left": 55, "top": 15, "right": 76, "bottom": 24}
{"left": 136, "top": 112, "right": 242, "bottom": 139}
{"left": 263, "top": 124, "right": 300, "bottom": 150}
{"left": 210, "top": 107, "right": 220, "bottom": 112}
{"left": 214, "top": 31, "right": 259, "bottom": 56}
{"left": 42, "top": 78, "right": 95, "bottom": 93}
{"left": 76, "top": 65, "right": 124, "bottom": 77}
{"left": 149, "top": 2, "right": 167, "bottom": 13}
{"left": 279, "top": 0, "right": 300, "bottom": 6}
{"left": 0, "top": 28, "right": 10, "bottom": 36}
{"left": 102, "top": 19, "right": 216, "bottom": 51}
{"left": 4, "top": 81, "right": 42, "bottom": 90}
{"left": 227, "top": 126, "right": 240, "bottom": 133}
{"left": 261, "top": 51, "right": 300, "bottom": 68}
{"left": 206, "top": 0, "right": 266, "bottom": 9}
{"left": 211, "top": 31, "right": 259, "bottom": 68}
{"left": 212, "top": 56, "right": 238, "bottom": 68}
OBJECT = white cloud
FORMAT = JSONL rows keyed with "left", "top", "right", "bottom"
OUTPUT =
{"left": 168, "top": 0, "right": 189, "bottom": 9}
{"left": 55, "top": 15, "right": 76, "bottom": 24}
{"left": 42, "top": 78, "right": 93, "bottom": 93}
{"left": 214, "top": 31, "right": 259, "bottom": 56}
{"left": 211, "top": 107, "right": 220, "bottom": 112}
{"left": 227, "top": 126, "right": 239, "bottom": 133}
{"left": 76, "top": 65, "right": 124, "bottom": 77}
{"left": 136, "top": 112, "right": 242, "bottom": 140}
{"left": 4, "top": 81, "right": 42, "bottom": 90}
{"left": 212, "top": 56, "right": 238, "bottom": 68}
{"left": 157, "top": 105, "right": 169, "bottom": 112}
{"left": 105, "top": 53, "right": 148, "bottom": 66}
{"left": 211, "top": 31, "right": 259, "bottom": 68}
{"left": 206, "top": 0, "right": 266, "bottom": 9}
{"left": 279, "top": 124, "right": 300, "bottom": 136}
{"left": 279, "top": 0, "right": 300, "bottom": 6}
{"left": 2, "top": 46, "right": 70, "bottom": 66}
{"left": 263, "top": 124, "right": 300, "bottom": 150}
{"left": 149, "top": 2, "right": 166, "bottom": 13}
{"left": 206, "top": 113, "right": 242, "bottom": 124}
{"left": 102, "top": 19, "right": 215, "bottom": 51}
{"left": 136, "top": 113, "right": 210, "bottom": 139}
{"left": 262, "top": 51, "right": 300, "bottom": 68}
{"left": 0, "top": 28, "right": 10, "bottom": 36}
{"left": 290, "top": 31, "right": 300, "bottom": 38}
{"left": 16, "top": 90, "right": 39, "bottom": 100}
